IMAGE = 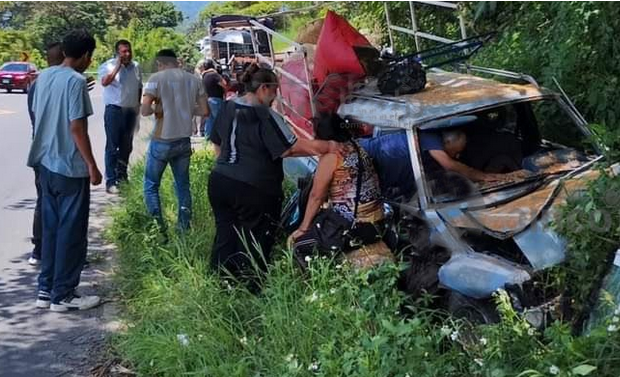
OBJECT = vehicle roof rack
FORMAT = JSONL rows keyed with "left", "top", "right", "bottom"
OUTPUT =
{"left": 247, "top": 19, "right": 318, "bottom": 123}
{"left": 385, "top": 1, "right": 540, "bottom": 87}
{"left": 383, "top": 32, "right": 495, "bottom": 71}
{"left": 385, "top": 1, "right": 468, "bottom": 53}
{"left": 455, "top": 63, "right": 540, "bottom": 87}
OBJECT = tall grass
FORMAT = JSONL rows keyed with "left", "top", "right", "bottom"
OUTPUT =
{"left": 108, "top": 150, "right": 620, "bottom": 377}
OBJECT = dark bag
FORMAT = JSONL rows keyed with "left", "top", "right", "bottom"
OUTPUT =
{"left": 377, "top": 57, "right": 427, "bottom": 96}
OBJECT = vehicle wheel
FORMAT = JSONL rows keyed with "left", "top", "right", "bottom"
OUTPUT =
{"left": 6, "top": 88, "right": 12, "bottom": 93}
{"left": 23, "top": 82, "right": 30, "bottom": 93}
{"left": 448, "top": 292, "right": 499, "bottom": 325}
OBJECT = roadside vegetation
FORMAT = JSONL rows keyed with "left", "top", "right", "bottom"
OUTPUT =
{"left": 0, "top": 2, "right": 201, "bottom": 72}
{"left": 108, "top": 149, "right": 620, "bottom": 377}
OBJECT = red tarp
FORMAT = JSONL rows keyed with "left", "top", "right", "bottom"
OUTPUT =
{"left": 312, "top": 10, "right": 371, "bottom": 85}
{"left": 278, "top": 10, "right": 370, "bottom": 136}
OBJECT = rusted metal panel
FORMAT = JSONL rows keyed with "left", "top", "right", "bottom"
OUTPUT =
{"left": 338, "top": 70, "right": 554, "bottom": 130}
{"left": 444, "top": 169, "right": 601, "bottom": 236}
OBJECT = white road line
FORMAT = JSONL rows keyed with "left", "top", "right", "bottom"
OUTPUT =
{"left": 0, "top": 109, "right": 16, "bottom": 115}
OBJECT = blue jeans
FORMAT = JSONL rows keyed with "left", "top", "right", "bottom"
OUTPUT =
{"left": 204, "top": 97, "right": 223, "bottom": 139}
{"left": 104, "top": 105, "right": 137, "bottom": 188}
{"left": 38, "top": 166, "right": 90, "bottom": 304}
{"left": 144, "top": 138, "right": 192, "bottom": 231}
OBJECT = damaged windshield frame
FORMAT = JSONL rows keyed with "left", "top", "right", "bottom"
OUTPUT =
{"left": 415, "top": 97, "right": 602, "bottom": 207}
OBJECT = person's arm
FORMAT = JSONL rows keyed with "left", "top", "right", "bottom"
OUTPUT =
{"left": 137, "top": 65, "right": 143, "bottom": 105}
{"left": 70, "top": 118, "right": 101, "bottom": 185}
{"left": 281, "top": 138, "right": 344, "bottom": 158}
{"left": 141, "top": 76, "right": 163, "bottom": 119}
{"left": 193, "top": 76, "right": 210, "bottom": 118}
{"left": 193, "top": 95, "right": 210, "bottom": 117}
{"left": 100, "top": 58, "right": 122, "bottom": 87}
{"left": 27, "top": 82, "right": 36, "bottom": 130}
{"left": 219, "top": 77, "right": 227, "bottom": 89}
{"left": 68, "top": 78, "right": 99, "bottom": 184}
{"left": 141, "top": 93, "right": 157, "bottom": 117}
{"left": 292, "top": 153, "right": 339, "bottom": 240}
{"left": 429, "top": 150, "right": 502, "bottom": 182}
{"left": 213, "top": 144, "right": 221, "bottom": 158}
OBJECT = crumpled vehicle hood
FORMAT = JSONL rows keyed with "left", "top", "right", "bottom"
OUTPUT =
{"left": 439, "top": 169, "right": 601, "bottom": 270}
{"left": 441, "top": 169, "right": 600, "bottom": 237}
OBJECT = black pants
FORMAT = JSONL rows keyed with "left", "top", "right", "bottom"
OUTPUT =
{"left": 208, "top": 172, "right": 282, "bottom": 281}
{"left": 38, "top": 166, "right": 90, "bottom": 303}
{"left": 104, "top": 105, "right": 137, "bottom": 188}
{"left": 31, "top": 166, "right": 42, "bottom": 259}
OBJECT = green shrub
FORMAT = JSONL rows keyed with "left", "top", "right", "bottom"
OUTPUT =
{"left": 109, "top": 150, "right": 620, "bottom": 376}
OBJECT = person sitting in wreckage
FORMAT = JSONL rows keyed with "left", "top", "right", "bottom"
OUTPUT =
{"left": 360, "top": 121, "right": 529, "bottom": 200}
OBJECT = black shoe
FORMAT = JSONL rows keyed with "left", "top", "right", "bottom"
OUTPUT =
{"left": 35, "top": 290, "right": 51, "bottom": 309}
{"left": 50, "top": 291, "right": 101, "bottom": 312}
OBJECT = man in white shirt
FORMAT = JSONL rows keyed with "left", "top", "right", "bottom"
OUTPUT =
{"left": 98, "top": 39, "right": 142, "bottom": 194}
{"left": 141, "top": 49, "right": 209, "bottom": 231}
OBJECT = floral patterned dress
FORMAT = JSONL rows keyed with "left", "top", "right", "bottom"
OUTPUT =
{"left": 328, "top": 141, "right": 384, "bottom": 224}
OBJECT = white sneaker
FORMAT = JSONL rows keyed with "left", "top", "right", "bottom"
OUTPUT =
{"left": 106, "top": 185, "right": 120, "bottom": 195}
{"left": 28, "top": 256, "right": 41, "bottom": 266}
{"left": 35, "top": 291, "right": 51, "bottom": 309}
{"left": 50, "top": 292, "right": 101, "bottom": 312}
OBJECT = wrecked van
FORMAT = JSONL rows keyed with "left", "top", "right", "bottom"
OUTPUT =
{"left": 282, "top": 66, "right": 606, "bottom": 326}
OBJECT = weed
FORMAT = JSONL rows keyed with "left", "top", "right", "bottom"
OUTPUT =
{"left": 109, "top": 150, "right": 620, "bottom": 376}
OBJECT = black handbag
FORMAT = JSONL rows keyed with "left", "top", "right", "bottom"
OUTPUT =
{"left": 313, "top": 142, "right": 382, "bottom": 252}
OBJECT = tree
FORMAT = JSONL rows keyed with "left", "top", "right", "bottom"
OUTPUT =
{"left": 102, "top": 2, "right": 183, "bottom": 30}
{"left": 139, "top": 2, "right": 183, "bottom": 29}
{"left": 2, "top": 2, "right": 108, "bottom": 48}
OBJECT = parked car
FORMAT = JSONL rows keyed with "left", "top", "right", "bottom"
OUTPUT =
{"left": 0, "top": 62, "right": 38, "bottom": 93}
{"left": 280, "top": 67, "right": 617, "bottom": 327}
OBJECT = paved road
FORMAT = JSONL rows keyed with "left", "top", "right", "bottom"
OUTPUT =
{"left": 0, "top": 84, "right": 122, "bottom": 377}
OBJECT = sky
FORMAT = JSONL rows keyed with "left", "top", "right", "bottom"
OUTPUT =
{"left": 172, "top": 1, "right": 212, "bottom": 24}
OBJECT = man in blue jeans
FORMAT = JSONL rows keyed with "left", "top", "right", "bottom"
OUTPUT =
{"left": 98, "top": 39, "right": 142, "bottom": 194}
{"left": 141, "top": 49, "right": 209, "bottom": 231}
{"left": 27, "top": 30, "right": 103, "bottom": 312}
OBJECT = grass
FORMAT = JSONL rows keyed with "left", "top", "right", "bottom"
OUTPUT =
{"left": 108, "top": 149, "right": 620, "bottom": 377}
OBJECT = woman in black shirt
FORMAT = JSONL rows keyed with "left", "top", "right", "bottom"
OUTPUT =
{"left": 202, "top": 59, "right": 226, "bottom": 138}
{"left": 208, "top": 63, "right": 341, "bottom": 285}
